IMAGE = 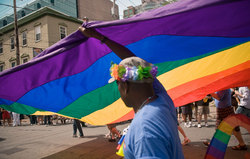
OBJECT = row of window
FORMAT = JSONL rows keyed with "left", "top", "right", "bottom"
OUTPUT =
{"left": 0, "top": 58, "right": 28, "bottom": 72}
{"left": 0, "top": 25, "right": 67, "bottom": 54}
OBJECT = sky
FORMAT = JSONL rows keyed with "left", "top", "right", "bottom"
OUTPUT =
{"left": 0, "top": 0, "right": 142, "bottom": 19}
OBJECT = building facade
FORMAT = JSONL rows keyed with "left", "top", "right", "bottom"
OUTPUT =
{"left": 0, "top": 0, "right": 78, "bottom": 28}
{"left": 77, "top": 0, "right": 119, "bottom": 21}
{"left": 0, "top": 7, "right": 82, "bottom": 72}
{"left": 123, "top": 0, "right": 176, "bottom": 19}
{"left": 0, "top": 0, "right": 119, "bottom": 28}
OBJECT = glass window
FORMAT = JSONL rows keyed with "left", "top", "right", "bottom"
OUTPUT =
{"left": 124, "top": 10, "right": 128, "bottom": 16}
{"left": 11, "top": 61, "right": 16, "bottom": 67}
{"left": 35, "top": 25, "right": 41, "bottom": 41}
{"left": 3, "top": 20, "right": 7, "bottom": 26}
{"left": 23, "top": 58, "right": 28, "bottom": 63}
{"left": 22, "top": 31, "right": 27, "bottom": 46}
{"left": 0, "top": 42, "right": 3, "bottom": 53}
{"left": 0, "top": 65, "right": 3, "bottom": 72}
{"left": 59, "top": 26, "right": 67, "bottom": 39}
{"left": 11, "top": 37, "right": 15, "bottom": 50}
{"left": 21, "top": 10, "right": 26, "bottom": 17}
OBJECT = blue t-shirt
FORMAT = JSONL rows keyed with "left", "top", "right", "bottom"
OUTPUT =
{"left": 214, "top": 89, "right": 231, "bottom": 108}
{"left": 123, "top": 79, "right": 184, "bottom": 159}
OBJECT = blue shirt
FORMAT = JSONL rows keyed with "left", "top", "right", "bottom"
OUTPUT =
{"left": 123, "top": 79, "right": 184, "bottom": 159}
{"left": 214, "top": 89, "right": 231, "bottom": 108}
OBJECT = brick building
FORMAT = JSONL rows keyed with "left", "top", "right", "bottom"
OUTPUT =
{"left": 0, "top": 7, "right": 82, "bottom": 71}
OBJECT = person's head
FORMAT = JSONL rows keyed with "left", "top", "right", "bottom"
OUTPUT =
{"left": 109, "top": 57, "right": 158, "bottom": 107}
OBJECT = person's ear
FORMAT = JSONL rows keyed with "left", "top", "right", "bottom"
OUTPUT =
{"left": 124, "top": 82, "right": 129, "bottom": 95}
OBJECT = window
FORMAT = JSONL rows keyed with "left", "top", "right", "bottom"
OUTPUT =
{"left": 0, "top": 42, "right": 3, "bottom": 53}
{"left": 22, "top": 31, "right": 27, "bottom": 46}
{"left": 11, "top": 37, "right": 15, "bottom": 50}
{"left": 35, "top": 25, "right": 41, "bottom": 41}
{"left": 21, "top": 10, "right": 26, "bottom": 17}
{"left": 37, "top": 3, "right": 41, "bottom": 9}
{"left": 0, "top": 65, "right": 3, "bottom": 72}
{"left": 11, "top": 61, "right": 16, "bottom": 67}
{"left": 3, "top": 20, "right": 7, "bottom": 26}
{"left": 59, "top": 26, "right": 67, "bottom": 39}
{"left": 23, "top": 58, "right": 28, "bottom": 63}
{"left": 124, "top": 10, "right": 128, "bottom": 16}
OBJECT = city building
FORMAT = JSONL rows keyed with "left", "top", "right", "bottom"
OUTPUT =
{"left": 123, "top": 0, "right": 176, "bottom": 19}
{"left": 0, "top": 0, "right": 119, "bottom": 28}
{"left": 0, "top": 0, "right": 119, "bottom": 72}
{"left": 77, "top": 0, "right": 119, "bottom": 21}
{"left": 0, "top": 7, "right": 82, "bottom": 72}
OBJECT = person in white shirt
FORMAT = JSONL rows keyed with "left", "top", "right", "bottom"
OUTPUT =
{"left": 235, "top": 86, "right": 250, "bottom": 118}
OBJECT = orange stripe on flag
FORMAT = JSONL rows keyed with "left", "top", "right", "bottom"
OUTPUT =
{"left": 167, "top": 61, "right": 250, "bottom": 106}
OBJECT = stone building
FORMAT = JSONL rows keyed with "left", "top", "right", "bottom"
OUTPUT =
{"left": 0, "top": 7, "right": 82, "bottom": 71}
{"left": 123, "top": 0, "right": 176, "bottom": 19}
{"left": 0, "top": 0, "right": 119, "bottom": 28}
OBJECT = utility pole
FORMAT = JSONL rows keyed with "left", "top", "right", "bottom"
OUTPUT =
{"left": 13, "top": 0, "right": 20, "bottom": 65}
{"left": 111, "top": 0, "right": 117, "bottom": 20}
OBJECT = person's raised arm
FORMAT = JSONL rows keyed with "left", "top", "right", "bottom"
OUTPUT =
{"left": 79, "top": 27, "right": 135, "bottom": 60}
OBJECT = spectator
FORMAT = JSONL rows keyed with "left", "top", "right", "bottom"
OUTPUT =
{"left": 2, "top": 109, "right": 11, "bottom": 126}
{"left": 107, "top": 124, "right": 121, "bottom": 142}
{"left": 196, "top": 95, "right": 212, "bottom": 128}
{"left": 181, "top": 103, "right": 195, "bottom": 128}
{"left": 235, "top": 87, "right": 250, "bottom": 118}
{"left": 73, "top": 119, "right": 84, "bottom": 138}
{"left": 232, "top": 86, "right": 250, "bottom": 150}
{"left": 231, "top": 88, "right": 240, "bottom": 112}
{"left": 12, "top": 112, "right": 20, "bottom": 127}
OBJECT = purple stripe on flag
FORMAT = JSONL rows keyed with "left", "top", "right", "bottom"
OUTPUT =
{"left": 0, "top": 0, "right": 249, "bottom": 102}
{"left": 93, "top": 0, "right": 250, "bottom": 47}
{"left": 0, "top": 34, "right": 112, "bottom": 101}
{"left": 207, "top": 146, "right": 225, "bottom": 159}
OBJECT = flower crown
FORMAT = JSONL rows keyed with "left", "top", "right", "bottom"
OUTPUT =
{"left": 110, "top": 63, "right": 158, "bottom": 82}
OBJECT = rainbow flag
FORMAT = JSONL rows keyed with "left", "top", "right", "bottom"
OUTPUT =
{"left": 0, "top": 0, "right": 250, "bottom": 125}
{"left": 205, "top": 114, "right": 250, "bottom": 159}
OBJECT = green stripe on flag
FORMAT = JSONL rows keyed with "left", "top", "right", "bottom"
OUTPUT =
{"left": 214, "top": 129, "right": 231, "bottom": 144}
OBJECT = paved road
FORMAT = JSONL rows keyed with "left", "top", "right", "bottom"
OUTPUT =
{"left": 0, "top": 106, "right": 249, "bottom": 159}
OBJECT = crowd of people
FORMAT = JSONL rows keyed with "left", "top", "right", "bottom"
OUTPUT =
{"left": 1, "top": 26, "right": 249, "bottom": 159}
{"left": 0, "top": 109, "right": 72, "bottom": 127}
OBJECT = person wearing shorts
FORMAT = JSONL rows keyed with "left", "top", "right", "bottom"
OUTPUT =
{"left": 196, "top": 95, "right": 212, "bottom": 128}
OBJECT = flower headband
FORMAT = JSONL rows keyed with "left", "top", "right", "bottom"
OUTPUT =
{"left": 110, "top": 63, "right": 158, "bottom": 82}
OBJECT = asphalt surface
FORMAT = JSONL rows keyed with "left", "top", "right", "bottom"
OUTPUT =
{"left": 0, "top": 105, "right": 249, "bottom": 159}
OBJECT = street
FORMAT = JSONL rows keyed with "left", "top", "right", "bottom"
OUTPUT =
{"left": 0, "top": 106, "right": 249, "bottom": 159}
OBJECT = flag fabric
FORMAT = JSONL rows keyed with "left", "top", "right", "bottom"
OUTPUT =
{"left": 0, "top": 0, "right": 250, "bottom": 125}
{"left": 205, "top": 114, "right": 250, "bottom": 159}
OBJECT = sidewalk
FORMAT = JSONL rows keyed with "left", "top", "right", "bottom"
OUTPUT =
{"left": 0, "top": 104, "right": 249, "bottom": 159}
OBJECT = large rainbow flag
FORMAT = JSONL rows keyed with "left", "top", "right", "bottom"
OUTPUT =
{"left": 0, "top": 0, "right": 249, "bottom": 125}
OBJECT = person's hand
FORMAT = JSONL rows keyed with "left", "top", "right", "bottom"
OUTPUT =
{"left": 234, "top": 90, "right": 239, "bottom": 96}
{"left": 78, "top": 26, "right": 103, "bottom": 40}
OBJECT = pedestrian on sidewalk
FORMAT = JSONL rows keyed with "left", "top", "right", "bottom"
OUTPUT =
{"left": 2, "top": 109, "right": 11, "bottom": 126}
{"left": 73, "top": 119, "right": 84, "bottom": 138}
{"left": 12, "top": 112, "right": 20, "bottom": 127}
{"left": 106, "top": 124, "right": 121, "bottom": 142}
{"left": 181, "top": 103, "right": 195, "bottom": 128}
{"left": 231, "top": 88, "right": 240, "bottom": 112}
{"left": 235, "top": 86, "right": 250, "bottom": 118}
{"left": 196, "top": 95, "right": 212, "bottom": 128}
{"left": 176, "top": 109, "right": 191, "bottom": 145}
{"left": 232, "top": 86, "right": 250, "bottom": 150}
{"left": 203, "top": 89, "right": 247, "bottom": 150}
